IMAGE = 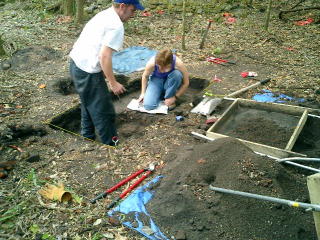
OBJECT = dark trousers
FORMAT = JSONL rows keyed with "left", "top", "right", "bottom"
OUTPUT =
{"left": 69, "top": 60, "right": 117, "bottom": 145}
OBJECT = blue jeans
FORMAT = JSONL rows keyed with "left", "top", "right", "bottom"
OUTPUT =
{"left": 69, "top": 60, "right": 117, "bottom": 145}
{"left": 143, "top": 70, "right": 183, "bottom": 110}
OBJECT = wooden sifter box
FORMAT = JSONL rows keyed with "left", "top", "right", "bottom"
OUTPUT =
{"left": 206, "top": 99, "right": 312, "bottom": 158}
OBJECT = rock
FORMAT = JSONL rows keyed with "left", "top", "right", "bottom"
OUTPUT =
{"left": 199, "top": 124, "right": 209, "bottom": 131}
{"left": 0, "top": 169, "right": 8, "bottom": 179}
{"left": 1, "top": 61, "right": 11, "bottom": 70}
{"left": 93, "top": 218, "right": 102, "bottom": 226}
{"left": 102, "top": 232, "right": 114, "bottom": 239}
{"left": 175, "top": 230, "right": 187, "bottom": 239}
{"left": 107, "top": 217, "right": 120, "bottom": 226}
{"left": 25, "top": 154, "right": 40, "bottom": 163}
{"left": 131, "top": 221, "right": 139, "bottom": 228}
{"left": 141, "top": 226, "right": 154, "bottom": 235}
{"left": 197, "top": 225, "right": 205, "bottom": 231}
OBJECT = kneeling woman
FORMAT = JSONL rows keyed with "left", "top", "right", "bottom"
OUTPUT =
{"left": 138, "top": 49, "right": 189, "bottom": 110}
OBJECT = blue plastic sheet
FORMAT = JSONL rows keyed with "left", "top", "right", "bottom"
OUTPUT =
{"left": 252, "top": 89, "right": 305, "bottom": 103}
{"left": 112, "top": 46, "right": 157, "bottom": 75}
{"left": 108, "top": 176, "right": 169, "bottom": 240}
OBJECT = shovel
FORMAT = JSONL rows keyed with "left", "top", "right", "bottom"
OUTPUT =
{"left": 191, "top": 78, "right": 271, "bottom": 115}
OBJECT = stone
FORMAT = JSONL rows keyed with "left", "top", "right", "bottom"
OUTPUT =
{"left": 175, "top": 230, "right": 187, "bottom": 239}
{"left": 25, "top": 154, "right": 41, "bottom": 163}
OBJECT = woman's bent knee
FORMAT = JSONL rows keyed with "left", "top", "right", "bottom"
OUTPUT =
{"left": 144, "top": 103, "right": 158, "bottom": 110}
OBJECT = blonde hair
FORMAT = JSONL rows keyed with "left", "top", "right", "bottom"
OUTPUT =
{"left": 155, "top": 49, "right": 173, "bottom": 67}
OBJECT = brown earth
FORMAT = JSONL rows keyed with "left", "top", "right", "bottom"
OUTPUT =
{"left": 147, "top": 138, "right": 317, "bottom": 240}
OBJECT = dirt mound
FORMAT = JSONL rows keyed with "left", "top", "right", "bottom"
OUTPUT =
{"left": 147, "top": 137, "right": 316, "bottom": 240}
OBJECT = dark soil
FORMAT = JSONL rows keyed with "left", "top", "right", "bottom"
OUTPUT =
{"left": 147, "top": 137, "right": 317, "bottom": 240}
{"left": 293, "top": 116, "right": 320, "bottom": 157}
{"left": 215, "top": 107, "right": 299, "bottom": 149}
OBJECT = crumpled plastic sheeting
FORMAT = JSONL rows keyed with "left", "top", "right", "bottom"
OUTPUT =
{"left": 252, "top": 89, "right": 305, "bottom": 103}
{"left": 112, "top": 46, "right": 157, "bottom": 75}
{"left": 108, "top": 176, "right": 169, "bottom": 240}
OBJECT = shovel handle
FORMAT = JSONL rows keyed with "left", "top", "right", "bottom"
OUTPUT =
{"left": 107, "top": 197, "right": 121, "bottom": 210}
{"left": 260, "top": 78, "right": 271, "bottom": 84}
{"left": 119, "top": 170, "right": 152, "bottom": 199}
{"left": 90, "top": 168, "right": 145, "bottom": 204}
{"left": 228, "top": 78, "right": 271, "bottom": 98}
{"left": 90, "top": 192, "right": 108, "bottom": 204}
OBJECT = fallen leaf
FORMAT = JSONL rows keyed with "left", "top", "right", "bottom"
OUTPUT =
{"left": 294, "top": 18, "right": 314, "bottom": 26}
{"left": 38, "top": 84, "right": 46, "bottom": 89}
{"left": 93, "top": 218, "right": 102, "bottom": 226}
{"left": 8, "top": 145, "right": 24, "bottom": 152}
{"left": 225, "top": 17, "right": 236, "bottom": 24}
{"left": 223, "top": 12, "right": 232, "bottom": 17}
{"left": 197, "top": 159, "right": 206, "bottom": 164}
{"left": 56, "top": 16, "right": 73, "bottom": 24}
{"left": 141, "top": 11, "right": 152, "bottom": 17}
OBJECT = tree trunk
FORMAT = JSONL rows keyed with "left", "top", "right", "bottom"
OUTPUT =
{"left": 0, "top": 35, "right": 6, "bottom": 56}
{"left": 64, "top": 0, "right": 74, "bottom": 16}
{"left": 75, "top": 0, "right": 84, "bottom": 24}
{"left": 181, "top": 0, "right": 186, "bottom": 50}
{"left": 264, "top": 0, "right": 272, "bottom": 31}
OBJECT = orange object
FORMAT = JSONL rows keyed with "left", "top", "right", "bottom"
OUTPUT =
{"left": 206, "top": 118, "right": 218, "bottom": 124}
{"left": 141, "top": 11, "right": 152, "bottom": 17}
{"left": 294, "top": 18, "right": 314, "bottom": 26}
{"left": 223, "top": 12, "right": 232, "bottom": 17}
{"left": 226, "top": 17, "right": 236, "bottom": 24}
{"left": 38, "top": 183, "right": 72, "bottom": 202}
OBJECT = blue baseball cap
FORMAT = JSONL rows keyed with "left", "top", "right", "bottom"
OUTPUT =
{"left": 114, "top": 0, "right": 145, "bottom": 10}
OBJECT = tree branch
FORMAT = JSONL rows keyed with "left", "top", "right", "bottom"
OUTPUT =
{"left": 279, "top": 6, "right": 320, "bottom": 20}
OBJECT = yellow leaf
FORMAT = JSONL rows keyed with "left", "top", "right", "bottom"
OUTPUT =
{"left": 39, "top": 84, "right": 46, "bottom": 89}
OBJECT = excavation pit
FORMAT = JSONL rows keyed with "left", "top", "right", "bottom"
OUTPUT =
{"left": 292, "top": 114, "right": 320, "bottom": 157}
{"left": 47, "top": 76, "right": 209, "bottom": 143}
{"left": 47, "top": 105, "right": 162, "bottom": 142}
{"left": 207, "top": 98, "right": 319, "bottom": 158}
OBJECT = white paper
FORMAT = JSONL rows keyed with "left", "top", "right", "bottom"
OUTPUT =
{"left": 191, "top": 97, "right": 222, "bottom": 115}
{"left": 127, "top": 99, "right": 168, "bottom": 114}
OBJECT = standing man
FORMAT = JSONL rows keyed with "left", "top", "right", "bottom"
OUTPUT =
{"left": 69, "top": 0, "right": 144, "bottom": 146}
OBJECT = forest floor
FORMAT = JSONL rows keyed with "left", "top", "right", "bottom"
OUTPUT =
{"left": 0, "top": 1, "right": 320, "bottom": 240}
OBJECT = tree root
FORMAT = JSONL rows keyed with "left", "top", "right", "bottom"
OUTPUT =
{"left": 279, "top": 6, "right": 320, "bottom": 20}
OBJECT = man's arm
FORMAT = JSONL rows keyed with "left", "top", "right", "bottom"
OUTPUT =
{"left": 99, "top": 46, "right": 125, "bottom": 95}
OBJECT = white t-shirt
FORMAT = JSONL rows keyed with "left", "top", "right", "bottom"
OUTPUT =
{"left": 69, "top": 7, "right": 124, "bottom": 73}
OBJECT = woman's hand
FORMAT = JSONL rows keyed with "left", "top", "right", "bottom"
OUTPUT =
{"left": 164, "top": 96, "right": 176, "bottom": 106}
{"left": 137, "top": 94, "right": 144, "bottom": 103}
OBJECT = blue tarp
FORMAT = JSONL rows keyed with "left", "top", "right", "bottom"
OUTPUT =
{"left": 112, "top": 46, "right": 157, "bottom": 75}
{"left": 252, "top": 89, "right": 305, "bottom": 103}
{"left": 108, "top": 176, "right": 169, "bottom": 240}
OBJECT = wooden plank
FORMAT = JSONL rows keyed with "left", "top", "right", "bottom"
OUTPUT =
{"left": 207, "top": 99, "right": 239, "bottom": 133}
{"left": 285, "top": 110, "right": 309, "bottom": 151}
{"left": 239, "top": 99, "right": 305, "bottom": 116}
{"left": 307, "top": 174, "right": 320, "bottom": 240}
{"left": 235, "top": 98, "right": 320, "bottom": 115}
{"left": 206, "top": 132, "right": 306, "bottom": 158}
